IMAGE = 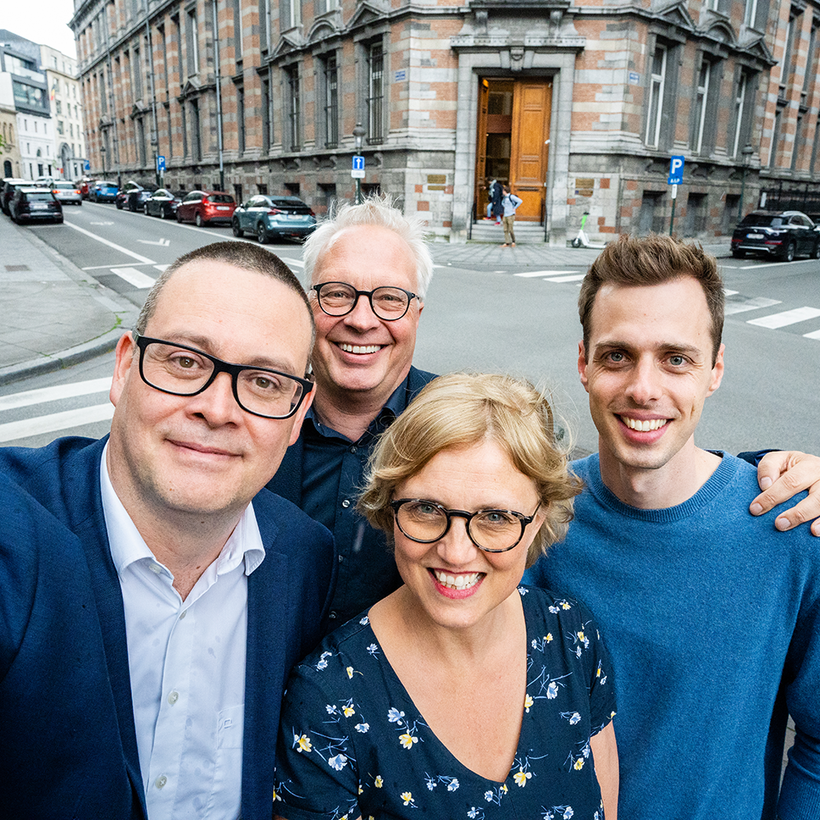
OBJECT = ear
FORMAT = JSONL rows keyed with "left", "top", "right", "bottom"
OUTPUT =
{"left": 577, "top": 341, "right": 590, "bottom": 393}
{"left": 288, "top": 385, "right": 314, "bottom": 447}
{"left": 706, "top": 343, "right": 725, "bottom": 397}
{"left": 110, "top": 332, "right": 137, "bottom": 407}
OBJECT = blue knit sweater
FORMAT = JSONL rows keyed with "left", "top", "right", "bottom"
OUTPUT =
{"left": 525, "top": 452, "right": 820, "bottom": 820}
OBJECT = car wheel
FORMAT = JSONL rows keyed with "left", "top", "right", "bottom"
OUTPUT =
{"left": 160, "top": 207, "right": 166, "bottom": 219}
{"left": 257, "top": 223, "right": 269, "bottom": 244}
{"left": 144, "top": 204, "right": 150, "bottom": 215}
{"left": 731, "top": 249, "right": 745, "bottom": 258}
{"left": 116, "top": 200, "right": 123, "bottom": 209}
{"left": 195, "top": 212, "right": 205, "bottom": 228}
{"left": 232, "top": 219, "right": 243, "bottom": 238}
{"left": 176, "top": 210, "right": 183, "bottom": 223}
{"left": 783, "top": 241, "right": 796, "bottom": 262}
{"left": 813, "top": 241, "right": 820, "bottom": 260}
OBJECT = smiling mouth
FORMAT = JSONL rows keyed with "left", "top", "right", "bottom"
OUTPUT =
{"left": 620, "top": 416, "right": 668, "bottom": 432}
{"left": 432, "top": 570, "right": 483, "bottom": 590}
{"left": 338, "top": 343, "right": 383, "bottom": 354}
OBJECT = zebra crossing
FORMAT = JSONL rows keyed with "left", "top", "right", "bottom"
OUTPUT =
{"left": 514, "top": 271, "right": 820, "bottom": 340}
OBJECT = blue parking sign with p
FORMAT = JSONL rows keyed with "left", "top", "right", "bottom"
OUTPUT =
{"left": 668, "top": 156, "right": 684, "bottom": 185}
{"left": 157, "top": 155, "right": 166, "bottom": 173}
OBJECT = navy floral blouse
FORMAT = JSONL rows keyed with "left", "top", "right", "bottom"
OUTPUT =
{"left": 274, "top": 586, "right": 617, "bottom": 820}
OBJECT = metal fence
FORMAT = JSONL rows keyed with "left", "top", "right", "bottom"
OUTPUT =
{"left": 759, "top": 182, "right": 820, "bottom": 221}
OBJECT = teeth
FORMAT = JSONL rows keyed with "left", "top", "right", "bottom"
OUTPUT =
{"left": 623, "top": 417, "right": 667, "bottom": 432}
{"left": 434, "top": 571, "right": 481, "bottom": 590}
{"left": 340, "top": 343, "right": 381, "bottom": 354}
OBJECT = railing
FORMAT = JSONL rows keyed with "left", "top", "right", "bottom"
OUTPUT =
{"left": 760, "top": 181, "right": 820, "bottom": 220}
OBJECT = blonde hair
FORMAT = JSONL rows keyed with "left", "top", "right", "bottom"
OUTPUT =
{"left": 358, "top": 372, "right": 582, "bottom": 567}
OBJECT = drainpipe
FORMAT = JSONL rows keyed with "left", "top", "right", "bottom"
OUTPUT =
{"left": 212, "top": 0, "right": 225, "bottom": 191}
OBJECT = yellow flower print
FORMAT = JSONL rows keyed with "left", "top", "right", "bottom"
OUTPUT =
{"left": 346, "top": 666, "right": 354, "bottom": 679}
{"left": 513, "top": 769, "right": 532, "bottom": 787}
{"left": 374, "top": 775, "right": 384, "bottom": 788}
{"left": 577, "top": 631, "right": 585, "bottom": 642}
{"left": 401, "top": 791, "right": 414, "bottom": 806}
{"left": 561, "top": 602, "right": 571, "bottom": 609}
{"left": 399, "top": 732, "right": 419, "bottom": 749}
{"left": 343, "top": 705, "right": 355, "bottom": 717}
{"left": 546, "top": 633, "right": 553, "bottom": 642}
{"left": 295, "top": 734, "right": 312, "bottom": 753}
{"left": 574, "top": 758, "right": 585, "bottom": 770}
{"left": 501, "top": 785, "right": 508, "bottom": 794}
{"left": 524, "top": 694, "right": 534, "bottom": 713}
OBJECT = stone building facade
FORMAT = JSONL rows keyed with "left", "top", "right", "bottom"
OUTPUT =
{"left": 69, "top": 0, "right": 820, "bottom": 243}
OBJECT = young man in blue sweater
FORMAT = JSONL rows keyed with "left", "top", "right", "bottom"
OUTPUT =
{"left": 527, "top": 235, "right": 820, "bottom": 820}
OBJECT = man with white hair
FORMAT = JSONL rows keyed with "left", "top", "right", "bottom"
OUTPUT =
{"left": 267, "top": 198, "right": 435, "bottom": 627}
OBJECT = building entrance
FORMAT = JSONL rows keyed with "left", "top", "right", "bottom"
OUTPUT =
{"left": 475, "top": 78, "right": 551, "bottom": 222}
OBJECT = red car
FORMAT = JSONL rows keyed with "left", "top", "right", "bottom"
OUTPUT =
{"left": 176, "top": 190, "right": 236, "bottom": 226}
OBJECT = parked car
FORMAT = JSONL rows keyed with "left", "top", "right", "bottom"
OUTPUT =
{"left": 232, "top": 195, "right": 317, "bottom": 244}
{"left": 89, "top": 180, "right": 119, "bottom": 203}
{"left": 9, "top": 187, "right": 63, "bottom": 224}
{"left": 117, "top": 180, "right": 158, "bottom": 211}
{"left": 1, "top": 178, "right": 28, "bottom": 215}
{"left": 34, "top": 175, "right": 55, "bottom": 187}
{"left": 176, "top": 190, "right": 236, "bottom": 226}
{"left": 731, "top": 210, "right": 820, "bottom": 261}
{"left": 52, "top": 181, "right": 82, "bottom": 206}
{"left": 78, "top": 177, "right": 93, "bottom": 199}
{"left": 143, "top": 188, "right": 187, "bottom": 219}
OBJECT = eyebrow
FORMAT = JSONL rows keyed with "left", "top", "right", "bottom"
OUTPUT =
{"left": 593, "top": 339, "right": 705, "bottom": 357}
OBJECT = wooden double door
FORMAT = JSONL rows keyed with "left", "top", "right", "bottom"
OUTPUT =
{"left": 476, "top": 78, "right": 552, "bottom": 222}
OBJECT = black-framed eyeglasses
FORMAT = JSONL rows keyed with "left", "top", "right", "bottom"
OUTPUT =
{"left": 390, "top": 498, "right": 541, "bottom": 553}
{"left": 312, "top": 281, "right": 418, "bottom": 321}
{"left": 135, "top": 335, "right": 313, "bottom": 419}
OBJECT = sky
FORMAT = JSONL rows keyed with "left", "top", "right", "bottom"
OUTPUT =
{"left": 2, "top": 0, "right": 78, "bottom": 59}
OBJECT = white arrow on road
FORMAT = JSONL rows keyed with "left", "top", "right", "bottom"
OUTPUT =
{"left": 90, "top": 221, "right": 115, "bottom": 225}
{"left": 137, "top": 238, "right": 171, "bottom": 247}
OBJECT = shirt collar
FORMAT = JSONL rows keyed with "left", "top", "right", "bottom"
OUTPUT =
{"left": 305, "top": 371, "right": 412, "bottom": 441}
{"left": 100, "top": 444, "right": 265, "bottom": 580}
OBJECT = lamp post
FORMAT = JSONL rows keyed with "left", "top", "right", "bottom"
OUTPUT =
{"left": 738, "top": 143, "right": 754, "bottom": 221}
{"left": 353, "top": 122, "right": 366, "bottom": 205}
{"left": 100, "top": 143, "right": 106, "bottom": 178}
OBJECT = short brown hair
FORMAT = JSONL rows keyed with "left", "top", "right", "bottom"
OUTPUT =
{"left": 358, "top": 372, "right": 583, "bottom": 568}
{"left": 136, "top": 241, "right": 313, "bottom": 348}
{"left": 578, "top": 234, "right": 725, "bottom": 364}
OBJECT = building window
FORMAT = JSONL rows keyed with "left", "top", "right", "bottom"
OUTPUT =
{"left": 190, "top": 98, "right": 201, "bottom": 160}
{"left": 645, "top": 44, "right": 667, "bottom": 148}
{"left": 638, "top": 190, "right": 665, "bottom": 234}
{"left": 323, "top": 53, "right": 338, "bottom": 148}
{"left": 732, "top": 71, "right": 750, "bottom": 158}
{"left": 692, "top": 60, "right": 710, "bottom": 154}
{"left": 781, "top": 11, "right": 800, "bottom": 87}
{"left": 137, "top": 116, "right": 147, "bottom": 166}
{"left": 233, "top": 0, "right": 243, "bottom": 57}
{"left": 134, "top": 46, "right": 142, "bottom": 99}
{"left": 743, "top": 0, "right": 758, "bottom": 25}
{"left": 286, "top": 65, "right": 301, "bottom": 151}
{"left": 685, "top": 193, "right": 707, "bottom": 236}
{"left": 58, "top": 120, "right": 64, "bottom": 135}
{"left": 285, "top": 0, "right": 301, "bottom": 30}
{"left": 187, "top": 9, "right": 199, "bottom": 76}
{"left": 173, "top": 16, "right": 183, "bottom": 86}
{"left": 367, "top": 41, "right": 385, "bottom": 144}
{"left": 262, "top": 0, "right": 272, "bottom": 50}
{"left": 768, "top": 106, "right": 782, "bottom": 167}
{"left": 791, "top": 113, "right": 803, "bottom": 170}
{"left": 237, "top": 84, "right": 245, "bottom": 153}
{"left": 261, "top": 75, "right": 272, "bottom": 152}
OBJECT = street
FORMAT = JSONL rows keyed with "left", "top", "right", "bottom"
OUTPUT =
{"left": 2, "top": 202, "right": 820, "bottom": 460}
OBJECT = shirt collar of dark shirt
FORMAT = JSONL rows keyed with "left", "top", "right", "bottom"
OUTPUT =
{"left": 304, "top": 373, "right": 412, "bottom": 445}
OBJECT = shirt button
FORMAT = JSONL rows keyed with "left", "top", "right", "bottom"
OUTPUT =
{"left": 329, "top": 610, "right": 338, "bottom": 620}
{"left": 168, "top": 690, "right": 179, "bottom": 705}
{"left": 155, "top": 775, "right": 167, "bottom": 790}
{"left": 338, "top": 555, "right": 344, "bottom": 563}
{"left": 150, "top": 563, "right": 162, "bottom": 574}
{"left": 179, "top": 610, "right": 187, "bottom": 620}
{"left": 341, "top": 499, "right": 351, "bottom": 508}
{"left": 349, "top": 445, "right": 357, "bottom": 453}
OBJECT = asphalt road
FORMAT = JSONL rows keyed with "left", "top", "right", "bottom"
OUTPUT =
{"left": 3, "top": 204, "right": 820, "bottom": 459}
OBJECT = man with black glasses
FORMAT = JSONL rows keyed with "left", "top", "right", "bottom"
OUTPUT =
{"left": 267, "top": 197, "right": 435, "bottom": 627}
{"left": 0, "top": 242, "right": 335, "bottom": 820}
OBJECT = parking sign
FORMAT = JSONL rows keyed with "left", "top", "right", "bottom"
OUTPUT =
{"left": 668, "top": 156, "right": 685, "bottom": 185}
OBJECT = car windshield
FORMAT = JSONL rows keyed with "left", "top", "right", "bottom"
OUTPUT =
{"left": 208, "top": 194, "right": 234, "bottom": 203}
{"left": 28, "top": 192, "right": 55, "bottom": 201}
{"left": 98, "top": 181, "right": 117, "bottom": 187}
{"left": 54, "top": 183, "right": 75, "bottom": 190}
{"left": 740, "top": 214, "right": 784, "bottom": 228}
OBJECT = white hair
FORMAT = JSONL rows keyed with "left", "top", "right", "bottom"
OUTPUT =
{"left": 302, "top": 195, "right": 434, "bottom": 300}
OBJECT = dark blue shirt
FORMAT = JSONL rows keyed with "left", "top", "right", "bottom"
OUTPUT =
{"left": 301, "top": 375, "right": 416, "bottom": 626}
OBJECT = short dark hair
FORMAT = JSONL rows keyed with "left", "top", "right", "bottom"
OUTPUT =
{"left": 135, "top": 242, "right": 313, "bottom": 345}
{"left": 578, "top": 234, "right": 725, "bottom": 364}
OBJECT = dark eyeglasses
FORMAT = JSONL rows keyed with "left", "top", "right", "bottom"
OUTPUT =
{"left": 390, "top": 498, "right": 541, "bottom": 553}
{"left": 312, "top": 281, "right": 418, "bottom": 321}
{"left": 135, "top": 335, "right": 313, "bottom": 419}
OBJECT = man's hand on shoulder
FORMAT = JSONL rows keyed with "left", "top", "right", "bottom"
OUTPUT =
{"left": 750, "top": 451, "right": 820, "bottom": 536}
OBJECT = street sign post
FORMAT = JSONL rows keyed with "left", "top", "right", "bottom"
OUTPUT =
{"left": 352, "top": 155, "right": 365, "bottom": 204}
{"left": 156, "top": 156, "right": 166, "bottom": 183}
{"left": 668, "top": 156, "right": 684, "bottom": 235}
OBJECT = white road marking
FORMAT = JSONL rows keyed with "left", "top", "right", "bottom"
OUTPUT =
{"left": 736, "top": 258, "right": 819, "bottom": 270}
{"left": 514, "top": 270, "right": 580, "bottom": 278}
{"left": 112, "top": 267, "right": 156, "bottom": 288}
{"left": 154, "top": 263, "right": 169, "bottom": 272}
{"left": 723, "top": 289, "right": 739, "bottom": 296}
{"left": 0, "top": 404, "right": 114, "bottom": 444}
{"left": 803, "top": 329, "right": 820, "bottom": 340}
{"left": 724, "top": 297, "right": 782, "bottom": 315}
{"left": 0, "top": 378, "right": 112, "bottom": 412}
{"left": 82, "top": 262, "right": 157, "bottom": 270}
{"left": 138, "top": 238, "right": 170, "bottom": 246}
{"left": 545, "top": 273, "right": 586, "bottom": 283}
{"left": 63, "top": 220, "right": 156, "bottom": 264}
{"left": 748, "top": 307, "right": 820, "bottom": 328}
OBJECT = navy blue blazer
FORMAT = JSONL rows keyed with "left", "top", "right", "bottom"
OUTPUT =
{"left": 0, "top": 435, "right": 335, "bottom": 820}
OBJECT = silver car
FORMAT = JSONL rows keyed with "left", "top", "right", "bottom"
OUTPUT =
{"left": 52, "top": 181, "right": 83, "bottom": 206}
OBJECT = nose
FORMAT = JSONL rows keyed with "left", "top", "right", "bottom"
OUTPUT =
{"left": 436, "top": 515, "right": 480, "bottom": 566}
{"left": 187, "top": 371, "right": 242, "bottom": 426}
{"left": 343, "top": 292, "right": 381, "bottom": 331}
{"left": 624, "top": 356, "right": 662, "bottom": 405}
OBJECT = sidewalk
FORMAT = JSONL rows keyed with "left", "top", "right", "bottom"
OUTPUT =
{"left": 0, "top": 216, "right": 138, "bottom": 386}
{"left": 0, "top": 215, "right": 731, "bottom": 387}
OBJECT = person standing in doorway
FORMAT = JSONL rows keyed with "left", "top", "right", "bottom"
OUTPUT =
{"left": 501, "top": 184, "right": 522, "bottom": 247}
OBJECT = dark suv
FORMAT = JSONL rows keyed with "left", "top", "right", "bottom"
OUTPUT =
{"left": 117, "top": 181, "right": 158, "bottom": 211}
{"left": 2, "top": 178, "right": 28, "bottom": 215}
{"left": 731, "top": 210, "right": 820, "bottom": 261}
{"left": 9, "top": 187, "right": 63, "bottom": 224}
